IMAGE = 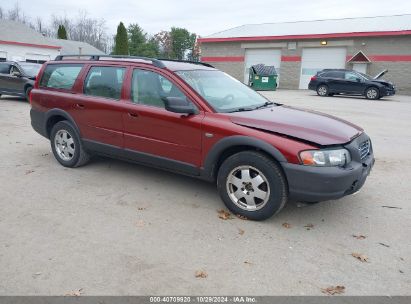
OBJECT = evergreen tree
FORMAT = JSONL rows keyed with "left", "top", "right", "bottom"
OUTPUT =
{"left": 113, "top": 22, "right": 129, "bottom": 55}
{"left": 57, "top": 25, "right": 68, "bottom": 39}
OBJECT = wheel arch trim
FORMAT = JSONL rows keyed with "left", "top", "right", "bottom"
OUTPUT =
{"left": 201, "top": 135, "right": 287, "bottom": 181}
{"left": 44, "top": 109, "right": 81, "bottom": 138}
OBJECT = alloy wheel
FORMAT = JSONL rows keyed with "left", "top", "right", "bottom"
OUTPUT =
{"left": 54, "top": 130, "right": 75, "bottom": 161}
{"left": 226, "top": 165, "right": 270, "bottom": 211}
{"left": 367, "top": 88, "right": 378, "bottom": 99}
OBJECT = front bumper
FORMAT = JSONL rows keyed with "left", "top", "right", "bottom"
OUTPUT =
{"left": 283, "top": 133, "right": 374, "bottom": 202}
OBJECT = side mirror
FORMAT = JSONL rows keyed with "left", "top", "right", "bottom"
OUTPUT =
{"left": 356, "top": 78, "right": 362, "bottom": 82}
{"left": 162, "top": 97, "right": 198, "bottom": 115}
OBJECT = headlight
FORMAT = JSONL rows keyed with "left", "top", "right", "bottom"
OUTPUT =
{"left": 299, "top": 149, "right": 351, "bottom": 167}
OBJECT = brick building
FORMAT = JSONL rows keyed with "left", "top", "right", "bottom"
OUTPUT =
{"left": 199, "top": 15, "right": 411, "bottom": 94}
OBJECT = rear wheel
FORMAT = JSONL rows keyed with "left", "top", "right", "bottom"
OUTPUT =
{"left": 365, "top": 87, "right": 379, "bottom": 100}
{"left": 217, "top": 151, "right": 288, "bottom": 221}
{"left": 317, "top": 84, "right": 329, "bottom": 97}
{"left": 50, "top": 121, "right": 90, "bottom": 168}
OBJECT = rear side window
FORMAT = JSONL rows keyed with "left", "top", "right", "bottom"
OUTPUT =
{"left": 0, "top": 63, "right": 11, "bottom": 74}
{"left": 84, "top": 66, "right": 126, "bottom": 100}
{"left": 40, "top": 64, "right": 83, "bottom": 90}
{"left": 321, "top": 71, "right": 344, "bottom": 79}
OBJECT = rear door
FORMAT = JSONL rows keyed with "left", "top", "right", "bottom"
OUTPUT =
{"left": 122, "top": 67, "right": 204, "bottom": 170}
{"left": 0, "top": 62, "right": 12, "bottom": 94}
{"left": 0, "top": 64, "right": 25, "bottom": 96}
{"left": 69, "top": 64, "right": 127, "bottom": 148}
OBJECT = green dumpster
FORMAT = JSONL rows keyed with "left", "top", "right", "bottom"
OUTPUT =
{"left": 248, "top": 64, "right": 278, "bottom": 91}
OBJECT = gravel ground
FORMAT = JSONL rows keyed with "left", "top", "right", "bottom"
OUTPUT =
{"left": 0, "top": 90, "right": 410, "bottom": 296}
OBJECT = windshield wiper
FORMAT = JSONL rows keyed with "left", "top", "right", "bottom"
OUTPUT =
{"left": 254, "top": 101, "right": 275, "bottom": 110}
{"left": 227, "top": 107, "right": 255, "bottom": 113}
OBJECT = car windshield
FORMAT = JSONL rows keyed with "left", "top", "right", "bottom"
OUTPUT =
{"left": 18, "top": 62, "right": 42, "bottom": 77}
{"left": 176, "top": 70, "right": 274, "bottom": 113}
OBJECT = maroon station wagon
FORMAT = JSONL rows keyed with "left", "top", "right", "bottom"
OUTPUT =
{"left": 30, "top": 55, "right": 374, "bottom": 220}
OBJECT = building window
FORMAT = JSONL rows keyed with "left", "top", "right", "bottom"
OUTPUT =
{"left": 0, "top": 58, "right": 6, "bottom": 62}
{"left": 26, "top": 59, "right": 47, "bottom": 64}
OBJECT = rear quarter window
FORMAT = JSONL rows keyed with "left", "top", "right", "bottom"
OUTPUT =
{"left": 40, "top": 64, "right": 83, "bottom": 90}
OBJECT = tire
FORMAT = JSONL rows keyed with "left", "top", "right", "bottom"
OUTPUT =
{"left": 328, "top": 93, "right": 334, "bottom": 96}
{"left": 365, "top": 87, "right": 379, "bottom": 100}
{"left": 217, "top": 151, "right": 288, "bottom": 221}
{"left": 25, "top": 86, "right": 32, "bottom": 102}
{"left": 50, "top": 121, "right": 90, "bottom": 168}
{"left": 316, "top": 84, "right": 329, "bottom": 97}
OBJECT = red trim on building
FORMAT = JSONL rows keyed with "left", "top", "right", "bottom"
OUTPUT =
{"left": 201, "top": 56, "right": 244, "bottom": 62}
{"left": 369, "top": 55, "right": 411, "bottom": 61}
{"left": 198, "top": 30, "right": 411, "bottom": 43}
{"left": 281, "top": 55, "right": 301, "bottom": 62}
{"left": 0, "top": 40, "right": 61, "bottom": 50}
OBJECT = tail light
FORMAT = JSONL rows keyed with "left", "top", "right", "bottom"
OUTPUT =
{"left": 29, "top": 89, "right": 33, "bottom": 104}
{"left": 310, "top": 76, "right": 317, "bottom": 81}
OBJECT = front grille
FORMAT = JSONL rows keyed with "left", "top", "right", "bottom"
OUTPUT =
{"left": 358, "top": 140, "right": 371, "bottom": 160}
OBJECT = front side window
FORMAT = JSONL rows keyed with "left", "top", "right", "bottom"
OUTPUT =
{"left": 40, "top": 64, "right": 83, "bottom": 90}
{"left": 131, "top": 69, "right": 186, "bottom": 108}
{"left": 84, "top": 66, "right": 126, "bottom": 100}
{"left": 345, "top": 72, "right": 360, "bottom": 81}
{"left": 176, "top": 70, "right": 272, "bottom": 113}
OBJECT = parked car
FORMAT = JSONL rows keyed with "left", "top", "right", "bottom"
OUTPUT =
{"left": 30, "top": 55, "right": 374, "bottom": 220}
{"left": 0, "top": 61, "right": 42, "bottom": 101}
{"left": 308, "top": 69, "right": 395, "bottom": 99}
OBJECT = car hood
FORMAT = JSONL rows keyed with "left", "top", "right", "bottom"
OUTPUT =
{"left": 227, "top": 105, "right": 363, "bottom": 146}
{"left": 373, "top": 69, "right": 388, "bottom": 79}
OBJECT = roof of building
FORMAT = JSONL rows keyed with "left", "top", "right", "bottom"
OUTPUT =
{"left": 0, "top": 19, "right": 60, "bottom": 49}
{"left": 200, "top": 14, "right": 411, "bottom": 42}
{"left": 46, "top": 38, "right": 105, "bottom": 55}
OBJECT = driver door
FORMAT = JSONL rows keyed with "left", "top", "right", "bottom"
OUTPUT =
{"left": 3, "top": 65, "right": 25, "bottom": 95}
{"left": 122, "top": 68, "right": 204, "bottom": 170}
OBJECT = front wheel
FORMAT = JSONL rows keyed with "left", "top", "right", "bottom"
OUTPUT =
{"left": 217, "top": 151, "right": 288, "bottom": 221}
{"left": 365, "top": 87, "right": 380, "bottom": 100}
{"left": 25, "top": 86, "right": 32, "bottom": 102}
{"left": 316, "top": 84, "right": 329, "bottom": 97}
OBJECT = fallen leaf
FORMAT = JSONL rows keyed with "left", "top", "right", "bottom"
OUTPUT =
{"left": 137, "top": 207, "right": 146, "bottom": 211}
{"left": 379, "top": 242, "right": 390, "bottom": 247}
{"left": 352, "top": 234, "right": 366, "bottom": 240}
{"left": 195, "top": 270, "right": 207, "bottom": 278}
{"left": 236, "top": 214, "right": 248, "bottom": 220}
{"left": 34, "top": 272, "right": 42, "bottom": 276}
{"left": 25, "top": 170, "right": 35, "bottom": 175}
{"left": 65, "top": 288, "right": 83, "bottom": 296}
{"left": 399, "top": 270, "right": 404, "bottom": 273}
{"left": 321, "top": 285, "right": 345, "bottom": 295}
{"left": 238, "top": 229, "right": 245, "bottom": 235}
{"left": 41, "top": 153, "right": 49, "bottom": 157}
{"left": 282, "top": 222, "right": 291, "bottom": 228}
{"left": 217, "top": 209, "right": 233, "bottom": 220}
{"left": 352, "top": 252, "right": 369, "bottom": 262}
{"left": 244, "top": 260, "right": 252, "bottom": 265}
{"left": 304, "top": 224, "right": 314, "bottom": 230}
{"left": 381, "top": 205, "right": 402, "bottom": 209}
{"left": 135, "top": 220, "right": 145, "bottom": 227}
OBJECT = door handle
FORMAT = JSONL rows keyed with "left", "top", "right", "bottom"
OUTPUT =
{"left": 128, "top": 112, "right": 139, "bottom": 118}
{"left": 75, "top": 103, "right": 85, "bottom": 109}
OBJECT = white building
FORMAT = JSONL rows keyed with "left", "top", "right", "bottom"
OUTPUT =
{"left": 0, "top": 19, "right": 104, "bottom": 63}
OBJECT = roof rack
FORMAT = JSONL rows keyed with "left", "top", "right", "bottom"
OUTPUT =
{"left": 158, "top": 58, "right": 214, "bottom": 68}
{"left": 54, "top": 54, "right": 166, "bottom": 68}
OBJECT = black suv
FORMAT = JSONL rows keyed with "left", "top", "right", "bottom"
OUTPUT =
{"left": 0, "top": 61, "right": 42, "bottom": 101}
{"left": 308, "top": 69, "right": 395, "bottom": 100}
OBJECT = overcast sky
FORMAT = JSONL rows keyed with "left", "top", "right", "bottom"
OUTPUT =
{"left": 2, "top": 0, "right": 411, "bottom": 36}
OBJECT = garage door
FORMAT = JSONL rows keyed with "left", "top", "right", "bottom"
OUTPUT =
{"left": 299, "top": 47, "right": 347, "bottom": 89}
{"left": 244, "top": 49, "right": 281, "bottom": 85}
